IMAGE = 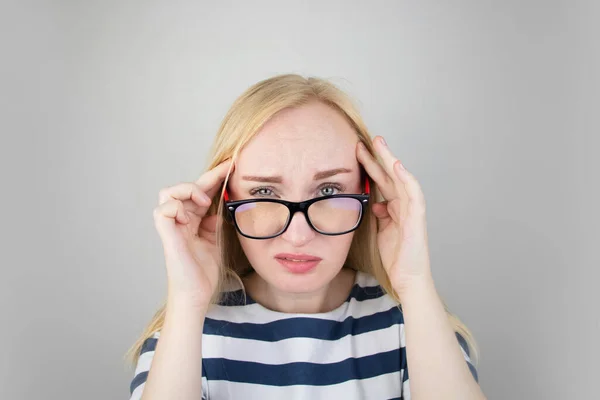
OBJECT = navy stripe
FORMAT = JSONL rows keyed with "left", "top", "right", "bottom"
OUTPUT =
{"left": 350, "top": 283, "right": 386, "bottom": 301}
{"left": 218, "top": 283, "right": 386, "bottom": 306}
{"left": 203, "top": 348, "right": 404, "bottom": 386}
{"left": 129, "top": 371, "right": 147, "bottom": 395}
{"left": 204, "top": 305, "right": 404, "bottom": 341}
{"left": 140, "top": 338, "right": 156, "bottom": 354}
{"left": 140, "top": 336, "right": 156, "bottom": 354}
{"left": 468, "top": 361, "right": 479, "bottom": 383}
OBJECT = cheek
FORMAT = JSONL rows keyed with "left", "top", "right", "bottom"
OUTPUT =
{"left": 238, "top": 235, "right": 264, "bottom": 259}
{"left": 237, "top": 235, "right": 277, "bottom": 273}
{"left": 330, "top": 232, "right": 354, "bottom": 259}
{"left": 324, "top": 233, "right": 355, "bottom": 262}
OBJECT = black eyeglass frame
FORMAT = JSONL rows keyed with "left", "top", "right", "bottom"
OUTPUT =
{"left": 223, "top": 179, "right": 371, "bottom": 240}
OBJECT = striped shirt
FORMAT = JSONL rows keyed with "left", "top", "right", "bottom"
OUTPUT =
{"left": 129, "top": 270, "right": 478, "bottom": 399}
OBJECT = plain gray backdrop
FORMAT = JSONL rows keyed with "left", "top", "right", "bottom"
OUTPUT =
{"left": 1, "top": 1, "right": 598, "bottom": 399}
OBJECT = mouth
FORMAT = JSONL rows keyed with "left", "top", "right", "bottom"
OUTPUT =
{"left": 274, "top": 253, "right": 322, "bottom": 273}
{"left": 274, "top": 253, "right": 322, "bottom": 262}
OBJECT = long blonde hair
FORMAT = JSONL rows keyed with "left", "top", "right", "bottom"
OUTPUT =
{"left": 124, "top": 73, "right": 480, "bottom": 368}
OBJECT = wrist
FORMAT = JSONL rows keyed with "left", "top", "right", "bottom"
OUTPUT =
{"left": 392, "top": 272, "right": 437, "bottom": 303}
{"left": 167, "top": 290, "right": 212, "bottom": 314}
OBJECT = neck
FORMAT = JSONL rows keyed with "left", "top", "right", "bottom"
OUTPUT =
{"left": 244, "top": 268, "right": 356, "bottom": 314}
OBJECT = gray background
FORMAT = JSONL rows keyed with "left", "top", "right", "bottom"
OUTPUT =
{"left": 1, "top": 0, "right": 598, "bottom": 399}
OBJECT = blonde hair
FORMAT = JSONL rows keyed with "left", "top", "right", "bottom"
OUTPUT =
{"left": 124, "top": 73, "right": 480, "bottom": 368}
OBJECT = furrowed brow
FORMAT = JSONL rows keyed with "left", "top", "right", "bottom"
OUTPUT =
{"left": 241, "top": 168, "right": 352, "bottom": 183}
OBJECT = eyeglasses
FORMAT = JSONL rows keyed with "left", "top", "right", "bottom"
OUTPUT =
{"left": 223, "top": 179, "right": 370, "bottom": 240}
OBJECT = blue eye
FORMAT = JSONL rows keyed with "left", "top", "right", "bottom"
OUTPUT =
{"left": 320, "top": 184, "right": 343, "bottom": 196}
{"left": 250, "top": 184, "right": 344, "bottom": 198}
{"left": 253, "top": 187, "right": 273, "bottom": 196}
{"left": 321, "top": 186, "right": 337, "bottom": 196}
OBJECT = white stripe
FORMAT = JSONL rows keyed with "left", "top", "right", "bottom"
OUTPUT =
{"left": 207, "top": 291, "right": 399, "bottom": 324}
{"left": 205, "top": 371, "right": 403, "bottom": 400}
{"left": 400, "top": 316, "right": 406, "bottom": 347}
{"left": 203, "top": 323, "right": 405, "bottom": 364}
{"left": 129, "top": 382, "right": 144, "bottom": 400}
{"left": 403, "top": 379, "right": 411, "bottom": 400}
{"left": 133, "top": 350, "right": 154, "bottom": 375}
{"left": 355, "top": 270, "right": 381, "bottom": 287}
{"left": 128, "top": 374, "right": 209, "bottom": 400}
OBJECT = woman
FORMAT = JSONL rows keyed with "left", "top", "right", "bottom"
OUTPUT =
{"left": 125, "top": 74, "right": 485, "bottom": 399}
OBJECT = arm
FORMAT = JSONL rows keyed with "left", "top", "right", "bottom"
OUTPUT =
{"left": 355, "top": 136, "right": 485, "bottom": 399}
{"left": 138, "top": 160, "right": 234, "bottom": 399}
{"left": 400, "top": 275, "right": 485, "bottom": 400}
{"left": 139, "top": 296, "right": 208, "bottom": 400}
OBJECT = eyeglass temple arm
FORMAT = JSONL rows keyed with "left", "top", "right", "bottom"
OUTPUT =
{"left": 224, "top": 187, "right": 230, "bottom": 201}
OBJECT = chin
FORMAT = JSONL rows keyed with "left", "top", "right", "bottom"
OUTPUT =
{"left": 264, "top": 260, "right": 341, "bottom": 293}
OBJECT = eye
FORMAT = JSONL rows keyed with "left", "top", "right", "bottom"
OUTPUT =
{"left": 319, "top": 184, "right": 343, "bottom": 196}
{"left": 250, "top": 187, "right": 275, "bottom": 197}
{"left": 249, "top": 184, "right": 344, "bottom": 198}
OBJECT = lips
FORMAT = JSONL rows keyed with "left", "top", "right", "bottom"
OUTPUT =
{"left": 274, "top": 254, "right": 322, "bottom": 274}
{"left": 274, "top": 253, "right": 322, "bottom": 262}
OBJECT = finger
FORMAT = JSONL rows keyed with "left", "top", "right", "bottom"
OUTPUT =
{"left": 195, "top": 159, "right": 235, "bottom": 200}
{"left": 158, "top": 183, "right": 214, "bottom": 221}
{"left": 370, "top": 136, "right": 413, "bottom": 210}
{"left": 393, "top": 162, "right": 426, "bottom": 212}
{"left": 159, "top": 183, "right": 211, "bottom": 206}
{"left": 356, "top": 141, "right": 397, "bottom": 200}
{"left": 153, "top": 199, "right": 190, "bottom": 229}
{"left": 372, "top": 136, "right": 405, "bottom": 187}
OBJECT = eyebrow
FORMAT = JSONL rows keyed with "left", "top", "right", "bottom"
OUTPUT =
{"left": 241, "top": 168, "right": 353, "bottom": 183}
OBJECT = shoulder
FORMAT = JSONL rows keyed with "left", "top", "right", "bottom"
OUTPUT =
{"left": 354, "top": 270, "right": 386, "bottom": 296}
{"left": 346, "top": 270, "right": 404, "bottom": 325}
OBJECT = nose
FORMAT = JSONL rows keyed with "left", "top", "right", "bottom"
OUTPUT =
{"left": 280, "top": 210, "right": 316, "bottom": 246}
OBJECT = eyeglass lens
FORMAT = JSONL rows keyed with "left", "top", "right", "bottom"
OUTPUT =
{"left": 234, "top": 197, "right": 362, "bottom": 237}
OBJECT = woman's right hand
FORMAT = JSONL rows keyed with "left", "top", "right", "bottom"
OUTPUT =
{"left": 152, "top": 159, "right": 234, "bottom": 308}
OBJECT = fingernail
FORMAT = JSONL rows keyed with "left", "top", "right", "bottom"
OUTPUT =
{"left": 379, "top": 136, "right": 387, "bottom": 146}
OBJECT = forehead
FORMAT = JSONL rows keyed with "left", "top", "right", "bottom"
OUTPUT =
{"left": 235, "top": 102, "right": 359, "bottom": 177}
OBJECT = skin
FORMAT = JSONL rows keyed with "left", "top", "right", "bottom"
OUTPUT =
{"left": 226, "top": 101, "right": 361, "bottom": 314}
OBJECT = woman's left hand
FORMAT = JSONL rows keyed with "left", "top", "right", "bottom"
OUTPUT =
{"left": 356, "top": 136, "right": 434, "bottom": 297}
